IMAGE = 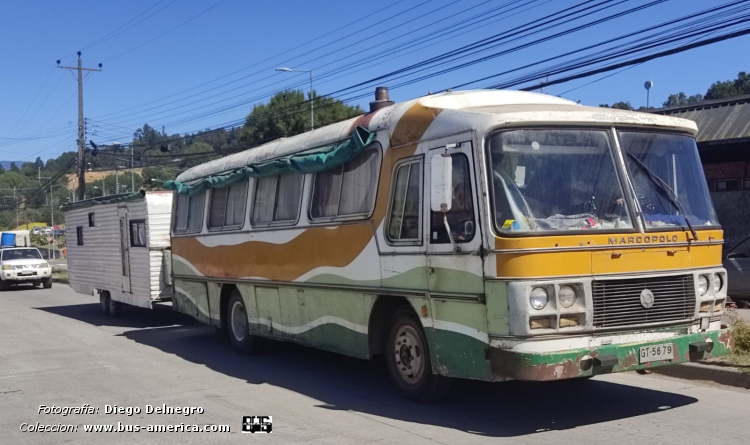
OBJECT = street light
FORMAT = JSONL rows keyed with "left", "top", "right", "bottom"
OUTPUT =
{"left": 276, "top": 67, "right": 314, "bottom": 130}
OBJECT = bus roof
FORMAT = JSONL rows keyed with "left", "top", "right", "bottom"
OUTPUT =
{"left": 177, "top": 90, "right": 698, "bottom": 183}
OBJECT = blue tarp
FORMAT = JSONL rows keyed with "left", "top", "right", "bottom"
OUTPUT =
{"left": 164, "top": 126, "right": 374, "bottom": 196}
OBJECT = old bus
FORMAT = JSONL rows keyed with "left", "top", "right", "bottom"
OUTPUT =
{"left": 166, "top": 88, "right": 733, "bottom": 401}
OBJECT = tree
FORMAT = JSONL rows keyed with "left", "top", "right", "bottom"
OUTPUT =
{"left": 663, "top": 92, "right": 704, "bottom": 107}
{"left": 9, "top": 162, "right": 19, "bottom": 172}
{"left": 705, "top": 71, "right": 750, "bottom": 100}
{"left": 0, "top": 164, "right": 5, "bottom": 174}
{"left": 240, "top": 90, "right": 363, "bottom": 145}
{"left": 599, "top": 101, "right": 634, "bottom": 110}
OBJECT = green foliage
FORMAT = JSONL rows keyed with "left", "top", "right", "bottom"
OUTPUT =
{"left": 598, "top": 101, "right": 635, "bottom": 110}
{"left": 732, "top": 313, "right": 750, "bottom": 354}
{"left": 142, "top": 167, "right": 177, "bottom": 190}
{"left": 240, "top": 90, "right": 363, "bottom": 145}
{"left": 705, "top": 71, "right": 750, "bottom": 100}
{"left": 663, "top": 92, "right": 704, "bottom": 107}
{"left": 9, "top": 162, "right": 19, "bottom": 172}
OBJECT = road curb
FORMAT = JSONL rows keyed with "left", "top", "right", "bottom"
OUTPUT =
{"left": 650, "top": 362, "right": 750, "bottom": 389}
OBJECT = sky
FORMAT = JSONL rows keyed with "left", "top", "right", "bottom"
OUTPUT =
{"left": 1, "top": 0, "right": 748, "bottom": 164}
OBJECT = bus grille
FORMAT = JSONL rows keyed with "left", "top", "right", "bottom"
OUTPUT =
{"left": 592, "top": 275, "right": 695, "bottom": 328}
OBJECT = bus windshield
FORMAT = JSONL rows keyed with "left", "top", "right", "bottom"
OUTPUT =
{"left": 488, "top": 129, "right": 633, "bottom": 233}
{"left": 488, "top": 128, "right": 719, "bottom": 234}
{"left": 619, "top": 131, "right": 718, "bottom": 230}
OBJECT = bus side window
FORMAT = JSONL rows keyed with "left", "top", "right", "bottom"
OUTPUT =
{"left": 430, "top": 153, "right": 475, "bottom": 244}
{"left": 387, "top": 159, "right": 422, "bottom": 243}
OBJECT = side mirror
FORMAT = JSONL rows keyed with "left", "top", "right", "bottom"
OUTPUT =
{"left": 430, "top": 154, "right": 452, "bottom": 212}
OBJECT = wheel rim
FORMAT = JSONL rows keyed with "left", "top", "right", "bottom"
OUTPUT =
{"left": 230, "top": 300, "right": 247, "bottom": 342}
{"left": 393, "top": 325, "right": 426, "bottom": 385}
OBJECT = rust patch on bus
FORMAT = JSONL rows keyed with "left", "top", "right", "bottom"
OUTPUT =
{"left": 488, "top": 349, "right": 583, "bottom": 381}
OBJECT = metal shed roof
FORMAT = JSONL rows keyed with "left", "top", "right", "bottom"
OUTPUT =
{"left": 653, "top": 94, "right": 750, "bottom": 143}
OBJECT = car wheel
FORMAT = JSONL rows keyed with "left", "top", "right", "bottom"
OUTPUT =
{"left": 385, "top": 306, "right": 451, "bottom": 402}
{"left": 0, "top": 280, "right": 8, "bottom": 291}
{"left": 32, "top": 280, "right": 41, "bottom": 288}
{"left": 42, "top": 278, "right": 52, "bottom": 289}
{"left": 227, "top": 289, "right": 263, "bottom": 354}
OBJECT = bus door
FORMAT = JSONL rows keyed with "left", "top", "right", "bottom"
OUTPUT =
{"left": 425, "top": 134, "right": 485, "bottom": 298}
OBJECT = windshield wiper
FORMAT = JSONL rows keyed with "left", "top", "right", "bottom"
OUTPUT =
{"left": 626, "top": 152, "right": 698, "bottom": 241}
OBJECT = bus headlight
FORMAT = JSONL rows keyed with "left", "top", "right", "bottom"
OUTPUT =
{"left": 712, "top": 274, "right": 722, "bottom": 293}
{"left": 697, "top": 275, "right": 709, "bottom": 296}
{"left": 558, "top": 285, "right": 577, "bottom": 308}
{"left": 530, "top": 288, "right": 548, "bottom": 310}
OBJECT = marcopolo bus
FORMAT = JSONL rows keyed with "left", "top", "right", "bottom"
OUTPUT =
{"left": 165, "top": 88, "right": 733, "bottom": 401}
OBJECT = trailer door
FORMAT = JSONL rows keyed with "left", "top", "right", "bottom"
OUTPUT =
{"left": 118, "top": 207, "right": 132, "bottom": 293}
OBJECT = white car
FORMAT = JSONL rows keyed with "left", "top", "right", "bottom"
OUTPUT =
{"left": 0, "top": 248, "right": 52, "bottom": 290}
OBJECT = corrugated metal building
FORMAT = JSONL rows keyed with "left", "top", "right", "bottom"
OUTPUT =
{"left": 654, "top": 94, "right": 750, "bottom": 247}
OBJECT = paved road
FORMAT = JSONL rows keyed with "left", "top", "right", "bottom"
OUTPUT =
{"left": 1, "top": 285, "right": 748, "bottom": 445}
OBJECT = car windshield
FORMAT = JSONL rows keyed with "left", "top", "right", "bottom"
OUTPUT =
{"left": 619, "top": 131, "right": 718, "bottom": 230}
{"left": 1, "top": 249, "right": 42, "bottom": 260}
{"left": 488, "top": 129, "right": 633, "bottom": 233}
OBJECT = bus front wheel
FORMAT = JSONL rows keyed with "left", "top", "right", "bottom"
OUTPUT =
{"left": 226, "top": 290, "right": 263, "bottom": 354}
{"left": 385, "top": 306, "right": 451, "bottom": 402}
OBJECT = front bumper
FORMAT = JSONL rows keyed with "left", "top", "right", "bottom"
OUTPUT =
{"left": 488, "top": 328, "right": 734, "bottom": 381}
{"left": 2, "top": 268, "right": 51, "bottom": 281}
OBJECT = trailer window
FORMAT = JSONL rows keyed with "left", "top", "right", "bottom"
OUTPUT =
{"left": 174, "top": 192, "right": 205, "bottom": 234}
{"left": 252, "top": 173, "right": 303, "bottom": 225}
{"left": 387, "top": 159, "right": 422, "bottom": 242}
{"left": 88, "top": 212, "right": 95, "bottom": 227}
{"left": 310, "top": 146, "right": 381, "bottom": 220}
{"left": 208, "top": 180, "right": 248, "bottom": 230}
{"left": 76, "top": 226, "right": 84, "bottom": 245}
{"left": 130, "top": 220, "right": 147, "bottom": 247}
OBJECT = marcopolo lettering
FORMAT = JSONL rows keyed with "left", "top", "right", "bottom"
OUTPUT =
{"left": 608, "top": 235, "right": 679, "bottom": 245}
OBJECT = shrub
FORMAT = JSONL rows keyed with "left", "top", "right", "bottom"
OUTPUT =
{"left": 730, "top": 313, "right": 750, "bottom": 354}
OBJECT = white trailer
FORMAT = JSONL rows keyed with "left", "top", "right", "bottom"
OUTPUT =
{"left": 64, "top": 190, "right": 173, "bottom": 316}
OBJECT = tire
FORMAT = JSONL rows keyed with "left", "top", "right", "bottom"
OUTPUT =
{"left": 226, "top": 289, "right": 263, "bottom": 354}
{"left": 385, "top": 306, "right": 451, "bottom": 402}
{"left": 108, "top": 298, "right": 123, "bottom": 317}
{"left": 33, "top": 280, "right": 41, "bottom": 288}
{"left": 42, "top": 278, "right": 52, "bottom": 289}
{"left": 0, "top": 280, "right": 8, "bottom": 291}
{"left": 100, "top": 292, "right": 110, "bottom": 314}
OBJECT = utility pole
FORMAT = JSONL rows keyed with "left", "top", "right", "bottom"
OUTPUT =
{"left": 14, "top": 186, "right": 18, "bottom": 229}
{"left": 58, "top": 53, "right": 102, "bottom": 201}
{"left": 131, "top": 145, "right": 135, "bottom": 192}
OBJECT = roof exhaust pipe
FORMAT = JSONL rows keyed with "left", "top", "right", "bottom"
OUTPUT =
{"left": 369, "top": 86, "right": 394, "bottom": 113}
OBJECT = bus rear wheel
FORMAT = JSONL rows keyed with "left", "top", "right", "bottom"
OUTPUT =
{"left": 226, "top": 289, "right": 263, "bottom": 354}
{"left": 385, "top": 306, "right": 451, "bottom": 402}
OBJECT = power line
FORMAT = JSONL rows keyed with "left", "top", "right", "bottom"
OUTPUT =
{"left": 105, "top": 0, "right": 231, "bottom": 63}
{"left": 79, "top": 0, "right": 178, "bottom": 53}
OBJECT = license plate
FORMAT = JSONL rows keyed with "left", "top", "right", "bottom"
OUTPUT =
{"left": 639, "top": 343, "right": 675, "bottom": 363}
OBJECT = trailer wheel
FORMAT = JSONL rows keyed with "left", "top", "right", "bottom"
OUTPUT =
{"left": 100, "top": 292, "right": 110, "bottom": 314}
{"left": 227, "top": 289, "right": 263, "bottom": 354}
{"left": 385, "top": 306, "right": 451, "bottom": 402}
{"left": 42, "top": 278, "right": 52, "bottom": 289}
{"left": 108, "top": 298, "right": 123, "bottom": 317}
